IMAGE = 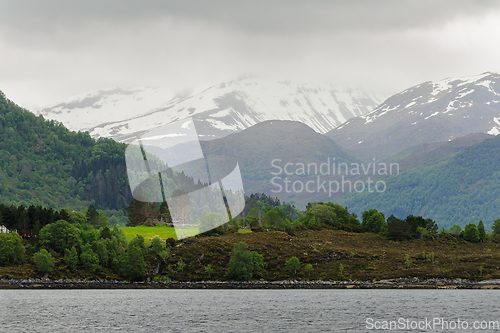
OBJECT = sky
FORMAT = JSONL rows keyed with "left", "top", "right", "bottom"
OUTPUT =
{"left": 1, "top": 0, "right": 500, "bottom": 110}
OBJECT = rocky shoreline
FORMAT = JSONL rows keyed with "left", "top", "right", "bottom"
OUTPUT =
{"left": 2, "top": 277, "right": 500, "bottom": 289}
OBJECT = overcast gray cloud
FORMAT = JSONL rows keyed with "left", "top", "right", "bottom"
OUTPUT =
{"left": 1, "top": 0, "right": 500, "bottom": 109}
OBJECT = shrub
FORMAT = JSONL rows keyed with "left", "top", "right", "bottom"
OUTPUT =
{"left": 404, "top": 254, "right": 412, "bottom": 269}
{"left": 165, "top": 238, "right": 176, "bottom": 249}
{"left": 177, "top": 260, "right": 186, "bottom": 273}
{"left": 304, "top": 263, "right": 314, "bottom": 276}
{"left": 449, "top": 225, "right": 462, "bottom": 237}
{"left": 159, "top": 248, "right": 170, "bottom": 264}
{"left": 204, "top": 264, "right": 214, "bottom": 278}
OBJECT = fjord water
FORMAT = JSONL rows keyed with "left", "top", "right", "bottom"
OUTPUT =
{"left": 1, "top": 289, "right": 498, "bottom": 332}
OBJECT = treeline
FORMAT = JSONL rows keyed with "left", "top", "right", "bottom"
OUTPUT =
{"left": 342, "top": 134, "right": 500, "bottom": 229}
{"left": 206, "top": 194, "right": 498, "bottom": 245}
{"left": 3, "top": 196, "right": 500, "bottom": 282}
{"left": 0, "top": 212, "right": 177, "bottom": 281}
{"left": 0, "top": 203, "right": 125, "bottom": 236}
{"left": 123, "top": 192, "right": 499, "bottom": 244}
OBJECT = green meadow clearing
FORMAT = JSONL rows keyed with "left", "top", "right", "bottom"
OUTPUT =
{"left": 121, "top": 225, "right": 193, "bottom": 244}
{"left": 121, "top": 225, "right": 251, "bottom": 244}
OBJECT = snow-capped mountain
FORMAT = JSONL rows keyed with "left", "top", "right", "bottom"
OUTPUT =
{"left": 36, "top": 86, "right": 176, "bottom": 133}
{"left": 327, "top": 72, "right": 500, "bottom": 160}
{"left": 36, "top": 77, "right": 384, "bottom": 142}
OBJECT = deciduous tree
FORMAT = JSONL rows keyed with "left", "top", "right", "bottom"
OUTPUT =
{"left": 64, "top": 246, "right": 78, "bottom": 269}
{"left": 227, "top": 242, "right": 255, "bottom": 281}
{"left": 34, "top": 249, "right": 54, "bottom": 273}
{"left": 0, "top": 232, "right": 25, "bottom": 265}
{"left": 285, "top": 256, "right": 300, "bottom": 275}
{"left": 463, "top": 223, "right": 479, "bottom": 243}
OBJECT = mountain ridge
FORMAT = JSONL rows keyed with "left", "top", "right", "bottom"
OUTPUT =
{"left": 36, "top": 77, "right": 385, "bottom": 143}
{"left": 328, "top": 72, "right": 500, "bottom": 160}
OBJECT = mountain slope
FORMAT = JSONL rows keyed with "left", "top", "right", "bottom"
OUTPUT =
{"left": 382, "top": 132, "right": 492, "bottom": 173}
{"left": 196, "top": 120, "right": 362, "bottom": 208}
{"left": 0, "top": 90, "right": 133, "bottom": 211}
{"left": 200, "top": 120, "right": 360, "bottom": 179}
{"left": 37, "top": 77, "right": 384, "bottom": 143}
{"left": 340, "top": 134, "right": 500, "bottom": 229}
{"left": 328, "top": 72, "right": 500, "bottom": 161}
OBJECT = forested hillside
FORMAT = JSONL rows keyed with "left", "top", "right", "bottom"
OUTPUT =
{"left": 0, "top": 90, "right": 132, "bottom": 211}
{"left": 341, "top": 134, "right": 500, "bottom": 229}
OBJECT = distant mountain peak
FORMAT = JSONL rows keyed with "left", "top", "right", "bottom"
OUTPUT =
{"left": 35, "top": 77, "right": 385, "bottom": 143}
{"left": 329, "top": 72, "right": 500, "bottom": 160}
{"left": 36, "top": 86, "right": 175, "bottom": 133}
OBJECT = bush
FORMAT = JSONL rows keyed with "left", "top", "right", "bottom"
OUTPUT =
{"left": 165, "top": 238, "right": 176, "bottom": 249}
{"left": 491, "top": 234, "right": 500, "bottom": 243}
{"left": 199, "top": 225, "right": 232, "bottom": 237}
{"left": 204, "top": 264, "right": 214, "bottom": 278}
{"left": 304, "top": 263, "right": 314, "bottom": 276}
{"left": 34, "top": 249, "right": 55, "bottom": 273}
{"left": 449, "top": 225, "right": 462, "bottom": 237}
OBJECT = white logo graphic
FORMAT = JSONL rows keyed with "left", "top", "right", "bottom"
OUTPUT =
{"left": 125, "top": 117, "right": 245, "bottom": 239}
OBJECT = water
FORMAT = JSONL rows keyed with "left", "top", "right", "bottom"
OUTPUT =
{"left": 1, "top": 289, "right": 499, "bottom": 332}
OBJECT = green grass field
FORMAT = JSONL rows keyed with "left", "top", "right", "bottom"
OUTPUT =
{"left": 121, "top": 226, "right": 252, "bottom": 245}
{"left": 121, "top": 225, "right": 199, "bottom": 244}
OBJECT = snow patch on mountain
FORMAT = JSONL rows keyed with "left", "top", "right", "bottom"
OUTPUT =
{"left": 357, "top": 72, "right": 500, "bottom": 127}
{"left": 36, "top": 77, "right": 385, "bottom": 142}
{"left": 36, "top": 86, "right": 175, "bottom": 132}
{"left": 328, "top": 72, "right": 500, "bottom": 160}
